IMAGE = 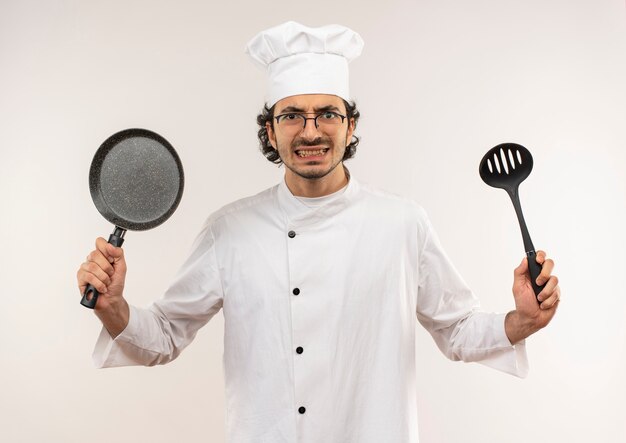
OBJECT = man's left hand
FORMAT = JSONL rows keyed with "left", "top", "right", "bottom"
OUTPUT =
{"left": 505, "top": 250, "right": 561, "bottom": 344}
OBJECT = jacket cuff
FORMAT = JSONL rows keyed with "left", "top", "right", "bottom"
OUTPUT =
{"left": 92, "top": 305, "right": 138, "bottom": 368}
{"left": 479, "top": 312, "right": 529, "bottom": 378}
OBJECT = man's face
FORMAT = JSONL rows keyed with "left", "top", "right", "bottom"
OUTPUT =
{"left": 266, "top": 94, "right": 355, "bottom": 180}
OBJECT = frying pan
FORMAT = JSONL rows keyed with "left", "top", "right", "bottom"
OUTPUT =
{"left": 80, "top": 128, "right": 184, "bottom": 309}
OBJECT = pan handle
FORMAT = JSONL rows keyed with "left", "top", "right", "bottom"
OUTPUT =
{"left": 80, "top": 227, "right": 126, "bottom": 309}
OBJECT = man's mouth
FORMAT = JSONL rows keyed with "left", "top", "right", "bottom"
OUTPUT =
{"left": 295, "top": 148, "right": 329, "bottom": 158}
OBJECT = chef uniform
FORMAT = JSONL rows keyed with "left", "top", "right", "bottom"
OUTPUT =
{"left": 93, "top": 22, "right": 529, "bottom": 443}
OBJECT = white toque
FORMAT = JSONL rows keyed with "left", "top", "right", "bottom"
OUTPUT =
{"left": 245, "top": 21, "right": 364, "bottom": 107}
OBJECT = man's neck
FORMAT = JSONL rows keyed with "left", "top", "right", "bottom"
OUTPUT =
{"left": 284, "top": 164, "right": 348, "bottom": 198}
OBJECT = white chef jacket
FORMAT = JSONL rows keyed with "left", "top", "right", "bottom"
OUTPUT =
{"left": 93, "top": 174, "right": 528, "bottom": 443}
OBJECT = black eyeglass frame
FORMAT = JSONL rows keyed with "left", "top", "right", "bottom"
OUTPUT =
{"left": 274, "top": 111, "right": 347, "bottom": 129}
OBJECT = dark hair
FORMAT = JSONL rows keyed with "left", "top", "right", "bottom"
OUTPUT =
{"left": 256, "top": 100, "right": 361, "bottom": 164}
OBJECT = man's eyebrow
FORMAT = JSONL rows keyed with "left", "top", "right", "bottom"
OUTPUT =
{"left": 314, "top": 105, "right": 342, "bottom": 113}
{"left": 277, "top": 106, "right": 305, "bottom": 113}
{"left": 277, "top": 105, "right": 342, "bottom": 114}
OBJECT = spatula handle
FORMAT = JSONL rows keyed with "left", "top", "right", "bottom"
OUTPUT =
{"left": 526, "top": 250, "right": 545, "bottom": 299}
{"left": 80, "top": 227, "right": 126, "bottom": 309}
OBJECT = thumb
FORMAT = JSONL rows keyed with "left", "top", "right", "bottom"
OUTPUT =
{"left": 513, "top": 256, "right": 529, "bottom": 282}
{"left": 106, "top": 243, "right": 125, "bottom": 262}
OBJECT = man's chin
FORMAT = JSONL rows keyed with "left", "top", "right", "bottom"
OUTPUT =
{"left": 292, "top": 167, "right": 333, "bottom": 180}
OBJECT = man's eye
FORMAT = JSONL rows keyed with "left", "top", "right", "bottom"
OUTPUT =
{"left": 285, "top": 114, "right": 299, "bottom": 120}
{"left": 320, "top": 112, "right": 337, "bottom": 120}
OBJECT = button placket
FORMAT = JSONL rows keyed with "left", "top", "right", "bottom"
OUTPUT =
{"left": 287, "top": 224, "right": 306, "bottom": 422}
{"left": 287, "top": 224, "right": 324, "bottom": 429}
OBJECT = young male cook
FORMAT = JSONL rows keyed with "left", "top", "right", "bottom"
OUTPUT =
{"left": 77, "top": 21, "right": 560, "bottom": 443}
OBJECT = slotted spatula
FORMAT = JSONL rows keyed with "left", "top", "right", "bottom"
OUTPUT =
{"left": 479, "top": 142, "right": 544, "bottom": 299}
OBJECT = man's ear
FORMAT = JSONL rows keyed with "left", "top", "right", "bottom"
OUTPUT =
{"left": 266, "top": 122, "right": 277, "bottom": 148}
{"left": 346, "top": 117, "right": 355, "bottom": 146}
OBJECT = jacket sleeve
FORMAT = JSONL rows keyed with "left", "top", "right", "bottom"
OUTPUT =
{"left": 414, "top": 208, "right": 529, "bottom": 378}
{"left": 92, "top": 218, "right": 224, "bottom": 368}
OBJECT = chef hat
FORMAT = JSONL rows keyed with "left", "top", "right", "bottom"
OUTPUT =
{"left": 245, "top": 21, "right": 364, "bottom": 107}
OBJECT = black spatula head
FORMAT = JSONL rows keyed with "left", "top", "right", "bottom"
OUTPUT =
{"left": 479, "top": 143, "right": 533, "bottom": 193}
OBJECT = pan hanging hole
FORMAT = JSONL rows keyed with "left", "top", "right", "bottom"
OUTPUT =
{"left": 517, "top": 150, "right": 522, "bottom": 164}
{"left": 492, "top": 153, "right": 501, "bottom": 174}
{"left": 507, "top": 149, "right": 516, "bottom": 170}
{"left": 487, "top": 159, "right": 493, "bottom": 173}
{"left": 499, "top": 148, "right": 509, "bottom": 174}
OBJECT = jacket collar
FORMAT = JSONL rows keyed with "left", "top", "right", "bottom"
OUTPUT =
{"left": 277, "top": 167, "right": 359, "bottom": 228}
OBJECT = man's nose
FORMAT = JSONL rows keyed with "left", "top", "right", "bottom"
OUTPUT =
{"left": 301, "top": 117, "right": 321, "bottom": 138}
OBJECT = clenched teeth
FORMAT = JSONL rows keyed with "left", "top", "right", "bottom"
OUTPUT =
{"left": 296, "top": 148, "right": 329, "bottom": 157}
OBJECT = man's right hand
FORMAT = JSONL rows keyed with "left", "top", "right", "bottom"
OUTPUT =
{"left": 77, "top": 237, "right": 129, "bottom": 337}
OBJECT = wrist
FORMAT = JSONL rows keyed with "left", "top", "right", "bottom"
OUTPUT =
{"left": 94, "top": 297, "right": 130, "bottom": 339}
{"left": 505, "top": 310, "right": 539, "bottom": 345}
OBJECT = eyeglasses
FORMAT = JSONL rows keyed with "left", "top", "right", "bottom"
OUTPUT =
{"left": 274, "top": 111, "right": 347, "bottom": 133}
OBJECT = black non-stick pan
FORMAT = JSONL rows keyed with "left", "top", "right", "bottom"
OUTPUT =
{"left": 80, "top": 128, "right": 184, "bottom": 309}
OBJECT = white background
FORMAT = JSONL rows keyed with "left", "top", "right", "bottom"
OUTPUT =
{"left": 1, "top": 0, "right": 625, "bottom": 442}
